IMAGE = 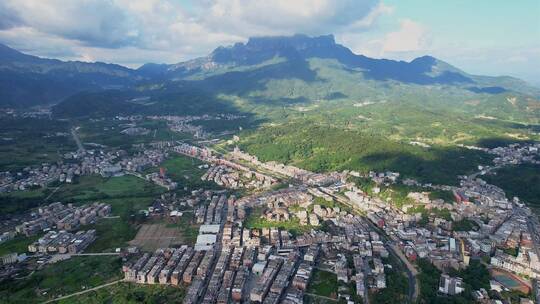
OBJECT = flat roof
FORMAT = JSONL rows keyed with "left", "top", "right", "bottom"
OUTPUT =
{"left": 196, "top": 234, "right": 217, "bottom": 245}
{"left": 199, "top": 224, "right": 220, "bottom": 234}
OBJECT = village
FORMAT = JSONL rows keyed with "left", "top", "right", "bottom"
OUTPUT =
{"left": 1, "top": 117, "right": 540, "bottom": 304}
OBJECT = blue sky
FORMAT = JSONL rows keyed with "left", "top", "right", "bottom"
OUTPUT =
{"left": 0, "top": 0, "right": 538, "bottom": 84}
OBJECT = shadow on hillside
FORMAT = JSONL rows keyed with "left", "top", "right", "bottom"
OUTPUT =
{"left": 357, "top": 147, "right": 493, "bottom": 186}
{"left": 193, "top": 57, "right": 323, "bottom": 95}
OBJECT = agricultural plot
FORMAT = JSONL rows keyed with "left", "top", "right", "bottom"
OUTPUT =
{"left": 129, "top": 224, "right": 185, "bottom": 251}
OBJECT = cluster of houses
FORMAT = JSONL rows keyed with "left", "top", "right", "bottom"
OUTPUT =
{"left": 340, "top": 143, "right": 540, "bottom": 297}
{"left": 0, "top": 144, "right": 172, "bottom": 192}
{"left": 201, "top": 164, "right": 275, "bottom": 190}
{"left": 230, "top": 147, "right": 343, "bottom": 186}
{"left": 148, "top": 113, "right": 245, "bottom": 139}
{"left": 28, "top": 230, "right": 96, "bottom": 254}
{"left": 14, "top": 202, "right": 111, "bottom": 237}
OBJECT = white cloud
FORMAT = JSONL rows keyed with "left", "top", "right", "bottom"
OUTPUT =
{"left": 382, "top": 19, "right": 430, "bottom": 53}
{"left": 0, "top": 0, "right": 383, "bottom": 65}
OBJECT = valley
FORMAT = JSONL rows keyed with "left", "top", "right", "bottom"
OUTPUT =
{"left": 0, "top": 33, "right": 539, "bottom": 304}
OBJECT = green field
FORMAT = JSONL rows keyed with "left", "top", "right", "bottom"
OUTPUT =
{"left": 50, "top": 175, "right": 164, "bottom": 202}
{"left": 57, "top": 282, "right": 185, "bottom": 304}
{"left": 81, "top": 218, "right": 137, "bottom": 253}
{"left": 306, "top": 269, "right": 338, "bottom": 299}
{"left": 154, "top": 155, "right": 220, "bottom": 191}
{"left": 0, "top": 256, "right": 122, "bottom": 304}
{"left": 0, "top": 174, "right": 163, "bottom": 216}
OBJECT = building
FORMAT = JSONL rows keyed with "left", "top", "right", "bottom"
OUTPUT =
{"left": 439, "top": 274, "right": 464, "bottom": 295}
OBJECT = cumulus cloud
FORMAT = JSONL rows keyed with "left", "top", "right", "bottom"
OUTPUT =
{"left": 0, "top": 0, "right": 384, "bottom": 66}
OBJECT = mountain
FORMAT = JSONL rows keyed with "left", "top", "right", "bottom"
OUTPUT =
{"left": 0, "top": 43, "right": 142, "bottom": 107}
{"left": 137, "top": 34, "right": 537, "bottom": 93}
{"left": 1, "top": 34, "right": 539, "bottom": 123}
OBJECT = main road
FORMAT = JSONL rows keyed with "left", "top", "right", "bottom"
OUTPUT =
{"left": 71, "top": 126, "right": 85, "bottom": 152}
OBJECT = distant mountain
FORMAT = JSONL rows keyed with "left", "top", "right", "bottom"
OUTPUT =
{"left": 0, "top": 43, "right": 142, "bottom": 107}
{"left": 2, "top": 35, "right": 539, "bottom": 118}
{"left": 138, "top": 34, "right": 537, "bottom": 93}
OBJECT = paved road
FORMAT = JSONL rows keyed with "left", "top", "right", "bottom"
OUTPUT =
{"left": 43, "top": 279, "right": 123, "bottom": 303}
{"left": 71, "top": 253, "right": 121, "bottom": 256}
{"left": 305, "top": 293, "right": 338, "bottom": 302}
{"left": 71, "top": 127, "right": 85, "bottom": 152}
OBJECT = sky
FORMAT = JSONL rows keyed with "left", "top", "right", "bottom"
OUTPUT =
{"left": 0, "top": 0, "right": 539, "bottom": 84}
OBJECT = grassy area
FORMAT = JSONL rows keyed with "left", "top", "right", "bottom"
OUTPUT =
{"left": 57, "top": 282, "right": 185, "bottom": 304}
{"left": 81, "top": 218, "right": 137, "bottom": 253}
{"left": 0, "top": 174, "right": 163, "bottom": 216}
{"left": 51, "top": 175, "right": 164, "bottom": 202}
{"left": 0, "top": 256, "right": 122, "bottom": 304}
{"left": 0, "top": 235, "right": 40, "bottom": 256}
{"left": 155, "top": 155, "right": 220, "bottom": 191}
{"left": 307, "top": 269, "right": 338, "bottom": 299}
{"left": 370, "top": 257, "right": 409, "bottom": 304}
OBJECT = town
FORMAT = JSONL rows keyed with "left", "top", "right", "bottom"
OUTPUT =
{"left": 1, "top": 116, "right": 540, "bottom": 304}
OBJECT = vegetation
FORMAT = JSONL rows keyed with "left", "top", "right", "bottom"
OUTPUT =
{"left": 0, "top": 235, "right": 40, "bottom": 256}
{"left": 78, "top": 119, "right": 191, "bottom": 150}
{"left": 306, "top": 269, "right": 338, "bottom": 299}
{"left": 0, "top": 256, "right": 122, "bottom": 304}
{"left": 370, "top": 258, "right": 409, "bottom": 304}
{"left": 453, "top": 219, "right": 478, "bottom": 232}
{"left": 483, "top": 164, "right": 540, "bottom": 209}
{"left": 154, "top": 155, "right": 220, "bottom": 192}
{"left": 428, "top": 190, "right": 455, "bottom": 203}
{"left": 244, "top": 207, "right": 313, "bottom": 235}
{"left": 57, "top": 283, "right": 185, "bottom": 304}
{"left": 0, "top": 117, "right": 75, "bottom": 171}
{"left": 81, "top": 218, "right": 137, "bottom": 253}
{"left": 0, "top": 174, "right": 164, "bottom": 216}
{"left": 417, "top": 258, "right": 489, "bottom": 304}
{"left": 503, "top": 246, "right": 519, "bottom": 257}
{"left": 240, "top": 121, "right": 493, "bottom": 185}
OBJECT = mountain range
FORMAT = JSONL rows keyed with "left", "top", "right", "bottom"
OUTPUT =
{"left": 1, "top": 34, "right": 539, "bottom": 122}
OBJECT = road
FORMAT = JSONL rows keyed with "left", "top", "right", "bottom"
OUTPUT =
{"left": 188, "top": 145, "right": 420, "bottom": 303}
{"left": 327, "top": 191, "right": 419, "bottom": 303}
{"left": 44, "top": 185, "right": 62, "bottom": 201}
{"left": 71, "top": 127, "right": 85, "bottom": 152}
{"left": 43, "top": 279, "right": 123, "bottom": 303}
{"left": 388, "top": 243, "right": 419, "bottom": 302}
{"left": 305, "top": 293, "right": 338, "bottom": 302}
